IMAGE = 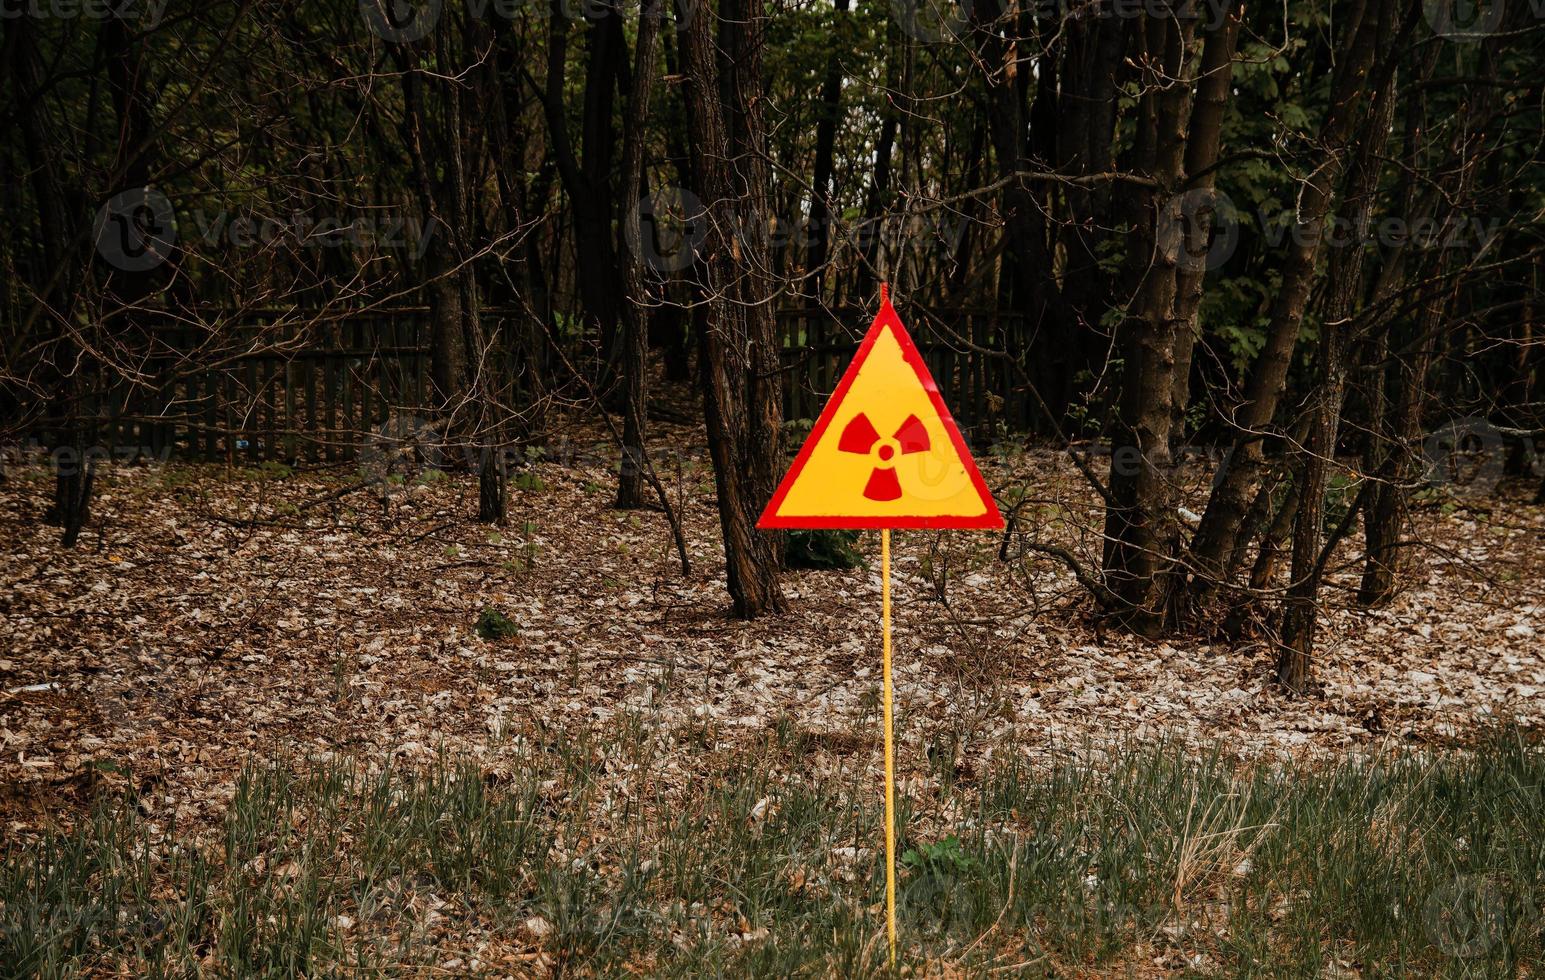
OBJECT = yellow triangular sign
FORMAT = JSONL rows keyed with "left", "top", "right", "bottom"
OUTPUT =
{"left": 759, "top": 289, "right": 1001, "bottom": 530}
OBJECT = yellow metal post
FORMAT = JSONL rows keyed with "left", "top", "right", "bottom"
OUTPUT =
{"left": 881, "top": 528, "right": 897, "bottom": 968}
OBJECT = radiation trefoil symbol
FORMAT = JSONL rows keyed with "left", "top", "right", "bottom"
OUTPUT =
{"left": 840, "top": 413, "right": 930, "bottom": 501}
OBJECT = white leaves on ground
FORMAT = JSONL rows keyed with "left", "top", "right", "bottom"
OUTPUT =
{"left": 520, "top": 915, "right": 553, "bottom": 940}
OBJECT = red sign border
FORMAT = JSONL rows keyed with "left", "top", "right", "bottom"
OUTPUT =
{"left": 757, "top": 289, "right": 1003, "bottom": 530}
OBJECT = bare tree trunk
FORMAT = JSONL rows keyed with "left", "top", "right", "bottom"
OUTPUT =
{"left": 1359, "top": 25, "right": 1508, "bottom": 604}
{"left": 394, "top": 38, "right": 467, "bottom": 411}
{"left": 1187, "top": 0, "right": 1395, "bottom": 591}
{"left": 1278, "top": 61, "right": 1399, "bottom": 690}
{"left": 540, "top": 0, "right": 624, "bottom": 370}
{"left": 676, "top": 0, "right": 785, "bottom": 617}
{"left": 1359, "top": 288, "right": 1442, "bottom": 603}
{"left": 801, "top": 0, "right": 850, "bottom": 301}
{"left": 1169, "top": 0, "right": 1244, "bottom": 447}
{"left": 478, "top": 440, "right": 508, "bottom": 524}
{"left": 854, "top": 19, "right": 903, "bottom": 303}
{"left": 970, "top": 0, "right": 1060, "bottom": 413}
{"left": 719, "top": 0, "right": 786, "bottom": 566}
{"left": 1276, "top": 351, "right": 1344, "bottom": 690}
{"left": 487, "top": 16, "right": 552, "bottom": 427}
{"left": 15, "top": 10, "right": 87, "bottom": 543}
{"left": 615, "top": 0, "right": 664, "bottom": 509}
{"left": 1227, "top": 468, "right": 1301, "bottom": 634}
{"left": 1055, "top": 11, "right": 1125, "bottom": 373}
{"left": 1099, "top": 9, "right": 1197, "bottom": 633}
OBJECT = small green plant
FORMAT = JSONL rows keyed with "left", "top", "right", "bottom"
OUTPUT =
{"left": 241, "top": 461, "right": 293, "bottom": 482}
{"left": 783, "top": 417, "right": 815, "bottom": 438}
{"left": 901, "top": 834, "right": 980, "bottom": 876}
{"left": 475, "top": 606, "right": 520, "bottom": 641}
{"left": 416, "top": 468, "right": 448, "bottom": 485}
{"left": 515, "top": 471, "right": 546, "bottom": 492}
{"left": 512, "top": 521, "right": 541, "bottom": 577}
{"left": 330, "top": 649, "right": 356, "bottom": 702}
{"left": 158, "top": 466, "right": 199, "bottom": 490}
{"left": 785, "top": 529, "right": 866, "bottom": 570}
{"left": 1324, "top": 470, "right": 1358, "bottom": 528}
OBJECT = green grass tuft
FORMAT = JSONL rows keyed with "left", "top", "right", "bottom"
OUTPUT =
{"left": 785, "top": 529, "right": 867, "bottom": 571}
{"left": 3, "top": 728, "right": 1541, "bottom": 976}
{"left": 475, "top": 606, "right": 520, "bottom": 641}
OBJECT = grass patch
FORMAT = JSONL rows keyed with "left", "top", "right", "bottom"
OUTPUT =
{"left": 785, "top": 529, "right": 867, "bottom": 571}
{"left": 3, "top": 729, "right": 1541, "bottom": 976}
{"left": 475, "top": 606, "right": 520, "bottom": 642}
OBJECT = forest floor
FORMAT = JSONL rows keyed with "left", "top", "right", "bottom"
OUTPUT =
{"left": 4, "top": 418, "right": 1543, "bottom": 832}
{"left": 2, "top": 418, "right": 1543, "bottom": 974}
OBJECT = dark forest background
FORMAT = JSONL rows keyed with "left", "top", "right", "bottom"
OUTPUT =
{"left": 2, "top": 0, "right": 1542, "bottom": 689}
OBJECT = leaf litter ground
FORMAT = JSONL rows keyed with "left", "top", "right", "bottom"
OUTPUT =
{"left": 3, "top": 424, "right": 1541, "bottom": 840}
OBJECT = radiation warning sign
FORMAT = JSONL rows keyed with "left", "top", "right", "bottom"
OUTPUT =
{"left": 758, "top": 288, "right": 1002, "bottom": 530}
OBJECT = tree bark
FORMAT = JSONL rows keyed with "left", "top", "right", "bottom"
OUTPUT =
{"left": 1278, "top": 59, "right": 1399, "bottom": 690}
{"left": 393, "top": 35, "right": 468, "bottom": 411}
{"left": 855, "top": 20, "right": 903, "bottom": 302}
{"left": 1187, "top": 0, "right": 1394, "bottom": 591}
{"left": 1100, "top": 9, "right": 1198, "bottom": 633}
{"left": 676, "top": 0, "right": 785, "bottom": 617}
{"left": 1056, "top": 10, "right": 1126, "bottom": 366}
{"left": 13, "top": 13, "right": 90, "bottom": 544}
{"left": 540, "top": 0, "right": 624, "bottom": 366}
{"left": 1168, "top": 0, "right": 1244, "bottom": 449}
{"left": 970, "top": 0, "right": 1060, "bottom": 412}
{"left": 487, "top": 15, "right": 552, "bottom": 426}
{"left": 615, "top": 0, "right": 665, "bottom": 509}
{"left": 478, "top": 441, "right": 508, "bottom": 524}
{"left": 1359, "top": 25, "right": 1508, "bottom": 604}
{"left": 802, "top": 0, "right": 850, "bottom": 301}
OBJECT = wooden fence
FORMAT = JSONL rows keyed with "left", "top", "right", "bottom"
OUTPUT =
{"left": 41, "top": 307, "right": 1031, "bottom": 464}
{"left": 71, "top": 310, "right": 438, "bottom": 465}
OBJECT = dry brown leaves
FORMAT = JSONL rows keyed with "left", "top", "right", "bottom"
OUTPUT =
{"left": 2, "top": 427, "right": 1542, "bottom": 837}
